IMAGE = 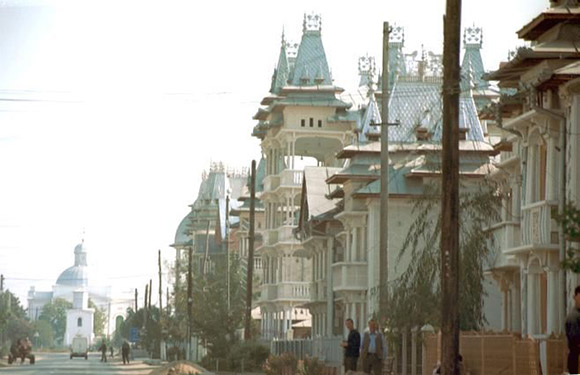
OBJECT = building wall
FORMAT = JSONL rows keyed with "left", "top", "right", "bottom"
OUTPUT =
{"left": 64, "top": 309, "right": 94, "bottom": 346}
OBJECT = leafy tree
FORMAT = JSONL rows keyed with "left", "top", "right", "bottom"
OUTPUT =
{"left": 118, "top": 306, "right": 161, "bottom": 356}
{"left": 31, "top": 319, "right": 54, "bottom": 348}
{"left": 89, "top": 299, "right": 106, "bottom": 336}
{"left": 385, "top": 180, "right": 501, "bottom": 332}
{"left": 191, "top": 254, "right": 246, "bottom": 360}
{"left": 556, "top": 202, "right": 580, "bottom": 272}
{"left": 0, "top": 290, "right": 32, "bottom": 346}
{"left": 39, "top": 298, "right": 72, "bottom": 345}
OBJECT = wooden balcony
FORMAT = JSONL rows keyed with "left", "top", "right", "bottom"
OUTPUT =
{"left": 259, "top": 282, "right": 310, "bottom": 303}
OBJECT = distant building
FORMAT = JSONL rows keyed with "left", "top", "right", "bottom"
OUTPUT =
{"left": 27, "top": 241, "right": 132, "bottom": 345}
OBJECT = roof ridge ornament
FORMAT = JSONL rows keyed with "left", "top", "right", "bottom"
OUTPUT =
{"left": 464, "top": 24, "right": 483, "bottom": 47}
{"left": 303, "top": 12, "right": 322, "bottom": 33}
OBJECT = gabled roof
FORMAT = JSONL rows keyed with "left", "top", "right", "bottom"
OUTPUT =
{"left": 291, "top": 14, "right": 332, "bottom": 86}
{"left": 461, "top": 25, "right": 488, "bottom": 91}
{"left": 357, "top": 91, "right": 382, "bottom": 143}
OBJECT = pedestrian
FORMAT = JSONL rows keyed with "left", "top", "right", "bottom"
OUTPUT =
{"left": 340, "top": 318, "right": 361, "bottom": 373}
{"left": 110, "top": 345, "right": 114, "bottom": 358}
{"left": 566, "top": 285, "right": 580, "bottom": 374}
{"left": 360, "top": 319, "right": 387, "bottom": 375}
{"left": 121, "top": 340, "right": 131, "bottom": 365}
{"left": 99, "top": 341, "right": 107, "bottom": 362}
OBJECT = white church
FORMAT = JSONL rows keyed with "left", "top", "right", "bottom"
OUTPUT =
{"left": 27, "top": 241, "right": 132, "bottom": 346}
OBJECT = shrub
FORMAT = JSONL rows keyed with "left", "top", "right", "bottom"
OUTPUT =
{"left": 263, "top": 352, "right": 298, "bottom": 375}
{"left": 299, "top": 356, "right": 325, "bottom": 375}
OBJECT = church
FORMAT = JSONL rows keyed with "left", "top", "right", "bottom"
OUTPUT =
{"left": 27, "top": 241, "right": 132, "bottom": 345}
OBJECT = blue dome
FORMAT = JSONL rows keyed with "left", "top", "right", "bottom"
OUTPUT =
{"left": 56, "top": 265, "right": 88, "bottom": 287}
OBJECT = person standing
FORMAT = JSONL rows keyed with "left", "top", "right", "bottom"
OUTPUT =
{"left": 121, "top": 341, "right": 131, "bottom": 365}
{"left": 340, "top": 318, "right": 361, "bottom": 373}
{"left": 566, "top": 286, "right": 580, "bottom": 374}
{"left": 360, "top": 319, "right": 387, "bottom": 375}
{"left": 99, "top": 341, "right": 107, "bottom": 362}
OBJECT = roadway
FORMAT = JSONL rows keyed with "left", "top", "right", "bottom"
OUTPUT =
{"left": 0, "top": 352, "right": 157, "bottom": 375}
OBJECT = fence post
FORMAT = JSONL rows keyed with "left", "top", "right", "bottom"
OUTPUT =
{"left": 421, "top": 325, "right": 435, "bottom": 375}
{"left": 411, "top": 326, "right": 418, "bottom": 375}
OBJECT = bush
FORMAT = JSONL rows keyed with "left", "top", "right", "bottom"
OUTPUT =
{"left": 299, "top": 356, "right": 325, "bottom": 375}
{"left": 200, "top": 340, "right": 270, "bottom": 372}
{"left": 263, "top": 352, "right": 298, "bottom": 375}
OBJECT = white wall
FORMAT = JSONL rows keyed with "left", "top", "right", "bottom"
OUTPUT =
{"left": 64, "top": 309, "right": 94, "bottom": 346}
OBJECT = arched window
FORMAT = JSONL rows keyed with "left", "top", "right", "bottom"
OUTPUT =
{"left": 77, "top": 317, "right": 83, "bottom": 327}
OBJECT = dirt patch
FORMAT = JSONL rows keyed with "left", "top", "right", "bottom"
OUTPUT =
{"left": 149, "top": 360, "right": 212, "bottom": 375}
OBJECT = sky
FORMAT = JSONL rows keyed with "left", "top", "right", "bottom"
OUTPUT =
{"left": 0, "top": 0, "right": 547, "bottom": 306}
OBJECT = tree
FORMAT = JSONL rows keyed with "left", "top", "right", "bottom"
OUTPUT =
{"left": 556, "top": 202, "right": 580, "bottom": 272}
{"left": 31, "top": 320, "right": 54, "bottom": 348}
{"left": 0, "top": 290, "right": 31, "bottom": 346}
{"left": 89, "top": 299, "right": 106, "bottom": 336}
{"left": 194, "top": 254, "right": 246, "bottom": 359}
{"left": 386, "top": 180, "right": 501, "bottom": 332}
{"left": 39, "top": 298, "right": 72, "bottom": 345}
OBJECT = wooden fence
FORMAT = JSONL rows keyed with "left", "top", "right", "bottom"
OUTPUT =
{"left": 423, "top": 332, "right": 567, "bottom": 375}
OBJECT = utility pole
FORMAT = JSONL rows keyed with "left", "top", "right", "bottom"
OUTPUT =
{"left": 187, "top": 245, "right": 193, "bottom": 360}
{"left": 244, "top": 160, "right": 256, "bottom": 340}
{"left": 559, "top": 112, "right": 567, "bottom": 328}
{"left": 441, "top": 1, "right": 462, "bottom": 374}
{"left": 226, "top": 195, "right": 231, "bottom": 311}
{"left": 144, "top": 284, "right": 149, "bottom": 311}
{"left": 158, "top": 250, "right": 163, "bottom": 314}
{"left": 134, "top": 288, "right": 138, "bottom": 311}
{"left": 148, "top": 279, "right": 153, "bottom": 311}
{"left": 0, "top": 274, "right": 4, "bottom": 292}
{"left": 379, "top": 21, "right": 390, "bottom": 327}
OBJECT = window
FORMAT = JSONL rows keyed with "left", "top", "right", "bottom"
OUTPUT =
{"left": 318, "top": 120, "right": 322, "bottom": 128}
{"left": 301, "top": 119, "right": 305, "bottom": 127}
{"left": 309, "top": 118, "right": 313, "bottom": 127}
{"left": 77, "top": 317, "right": 82, "bottom": 327}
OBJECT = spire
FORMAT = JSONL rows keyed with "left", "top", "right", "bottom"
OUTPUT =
{"left": 461, "top": 24, "right": 487, "bottom": 90}
{"left": 358, "top": 55, "right": 377, "bottom": 88}
{"left": 387, "top": 24, "right": 406, "bottom": 89}
{"left": 291, "top": 13, "right": 332, "bottom": 86}
{"left": 270, "top": 29, "right": 290, "bottom": 94}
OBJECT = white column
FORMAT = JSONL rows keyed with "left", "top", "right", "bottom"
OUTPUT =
{"left": 346, "top": 231, "right": 351, "bottom": 262}
{"left": 547, "top": 268, "right": 560, "bottom": 334}
{"left": 527, "top": 272, "right": 537, "bottom": 335}
{"left": 402, "top": 330, "right": 408, "bottom": 375}
{"left": 411, "top": 327, "right": 418, "bottom": 375}
{"left": 521, "top": 267, "right": 528, "bottom": 337}
{"left": 352, "top": 227, "right": 358, "bottom": 261}
{"left": 512, "top": 274, "right": 522, "bottom": 332}
{"left": 546, "top": 136, "right": 558, "bottom": 201}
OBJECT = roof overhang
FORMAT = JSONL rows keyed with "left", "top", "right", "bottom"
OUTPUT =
{"left": 517, "top": 7, "right": 580, "bottom": 41}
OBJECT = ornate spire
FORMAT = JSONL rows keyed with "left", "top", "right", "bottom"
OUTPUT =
{"left": 389, "top": 24, "right": 405, "bottom": 46}
{"left": 358, "top": 55, "right": 377, "bottom": 89}
{"left": 463, "top": 24, "right": 483, "bottom": 48}
{"left": 303, "top": 13, "right": 322, "bottom": 33}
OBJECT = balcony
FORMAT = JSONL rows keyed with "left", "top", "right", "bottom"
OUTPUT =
{"left": 263, "top": 175, "right": 280, "bottom": 192}
{"left": 521, "top": 200, "right": 559, "bottom": 248}
{"left": 309, "top": 280, "right": 327, "bottom": 302}
{"left": 280, "top": 169, "right": 303, "bottom": 187}
{"left": 265, "top": 229, "right": 278, "bottom": 246}
{"left": 259, "top": 282, "right": 311, "bottom": 303}
{"left": 332, "top": 262, "right": 367, "bottom": 292}
{"left": 277, "top": 225, "right": 298, "bottom": 243}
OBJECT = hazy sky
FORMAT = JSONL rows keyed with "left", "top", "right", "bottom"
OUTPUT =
{"left": 0, "top": 0, "right": 546, "bottom": 306}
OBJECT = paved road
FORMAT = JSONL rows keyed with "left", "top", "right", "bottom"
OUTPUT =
{"left": 0, "top": 352, "right": 157, "bottom": 375}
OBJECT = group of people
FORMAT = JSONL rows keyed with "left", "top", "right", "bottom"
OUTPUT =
{"left": 340, "top": 318, "right": 387, "bottom": 375}
{"left": 98, "top": 341, "right": 132, "bottom": 364}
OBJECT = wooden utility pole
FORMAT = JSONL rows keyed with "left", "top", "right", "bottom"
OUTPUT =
{"left": 441, "top": 1, "right": 462, "bottom": 374}
{"left": 158, "top": 250, "right": 163, "bottom": 314}
{"left": 379, "top": 21, "right": 390, "bottom": 327}
{"left": 244, "top": 160, "right": 256, "bottom": 340}
{"left": 148, "top": 279, "right": 153, "bottom": 310}
{"left": 187, "top": 245, "right": 193, "bottom": 359}
{"left": 134, "top": 288, "right": 138, "bottom": 311}
{"left": 226, "top": 195, "right": 231, "bottom": 311}
{"left": 144, "top": 284, "right": 149, "bottom": 311}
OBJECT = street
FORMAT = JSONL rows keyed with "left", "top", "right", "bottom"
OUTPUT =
{"left": 0, "top": 352, "right": 157, "bottom": 375}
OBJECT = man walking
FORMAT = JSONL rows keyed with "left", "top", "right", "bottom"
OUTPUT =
{"left": 360, "top": 319, "right": 387, "bottom": 375}
{"left": 99, "top": 341, "right": 107, "bottom": 363}
{"left": 121, "top": 340, "right": 131, "bottom": 365}
{"left": 566, "top": 286, "right": 580, "bottom": 374}
{"left": 341, "top": 318, "right": 361, "bottom": 373}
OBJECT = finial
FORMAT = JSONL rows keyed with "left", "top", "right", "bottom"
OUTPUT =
{"left": 303, "top": 12, "right": 322, "bottom": 33}
{"left": 281, "top": 26, "right": 286, "bottom": 46}
{"left": 463, "top": 24, "right": 483, "bottom": 47}
{"left": 81, "top": 228, "right": 85, "bottom": 244}
{"left": 389, "top": 24, "right": 404, "bottom": 46}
